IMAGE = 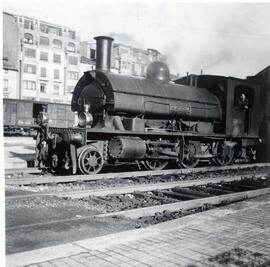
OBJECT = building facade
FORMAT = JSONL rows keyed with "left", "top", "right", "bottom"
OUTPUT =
{"left": 3, "top": 12, "right": 81, "bottom": 103}
{"left": 112, "top": 44, "right": 166, "bottom": 76}
{"left": 3, "top": 12, "right": 20, "bottom": 99}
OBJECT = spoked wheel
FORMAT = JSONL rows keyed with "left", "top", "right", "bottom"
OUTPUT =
{"left": 214, "top": 142, "right": 235, "bottom": 166}
{"left": 144, "top": 160, "right": 169, "bottom": 170}
{"left": 178, "top": 141, "right": 200, "bottom": 168}
{"left": 78, "top": 147, "right": 104, "bottom": 174}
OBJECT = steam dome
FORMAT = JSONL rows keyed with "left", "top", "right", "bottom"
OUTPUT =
{"left": 146, "top": 61, "right": 170, "bottom": 82}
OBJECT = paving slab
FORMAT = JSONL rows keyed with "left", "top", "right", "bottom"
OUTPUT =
{"left": 6, "top": 193, "right": 270, "bottom": 267}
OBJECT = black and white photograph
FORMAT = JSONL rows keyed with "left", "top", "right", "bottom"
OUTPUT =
{"left": 2, "top": 0, "right": 270, "bottom": 266}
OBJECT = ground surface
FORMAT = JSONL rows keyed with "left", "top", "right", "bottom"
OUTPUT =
{"left": 4, "top": 137, "right": 36, "bottom": 169}
{"left": 6, "top": 195, "right": 138, "bottom": 254}
{"left": 7, "top": 193, "right": 270, "bottom": 267}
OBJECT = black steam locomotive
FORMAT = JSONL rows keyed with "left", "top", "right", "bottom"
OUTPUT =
{"left": 35, "top": 36, "right": 263, "bottom": 174}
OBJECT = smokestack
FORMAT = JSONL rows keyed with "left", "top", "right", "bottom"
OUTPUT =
{"left": 94, "top": 36, "right": 114, "bottom": 72}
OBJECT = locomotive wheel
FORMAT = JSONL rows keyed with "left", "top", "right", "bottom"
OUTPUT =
{"left": 144, "top": 160, "right": 168, "bottom": 170}
{"left": 78, "top": 147, "right": 104, "bottom": 174}
{"left": 179, "top": 142, "right": 199, "bottom": 168}
{"left": 214, "top": 142, "right": 235, "bottom": 166}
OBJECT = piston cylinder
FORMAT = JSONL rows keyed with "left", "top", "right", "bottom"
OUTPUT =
{"left": 108, "top": 137, "right": 146, "bottom": 159}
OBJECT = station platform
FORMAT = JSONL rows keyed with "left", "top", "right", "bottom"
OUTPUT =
{"left": 6, "top": 193, "right": 270, "bottom": 267}
{"left": 4, "top": 137, "right": 35, "bottom": 170}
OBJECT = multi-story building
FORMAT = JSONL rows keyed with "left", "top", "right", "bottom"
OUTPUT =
{"left": 3, "top": 12, "right": 169, "bottom": 104}
{"left": 3, "top": 12, "right": 20, "bottom": 99}
{"left": 112, "top": 44, "right": 166, "bottom": 76}
{"left": 80, "top": 41, "right": 96, "bottom": 75}
{"left": 80, "top": 41, "right": 167, "bottom": 77}
{"left": 3, "top": 13, "right": 81, "bottom": 103}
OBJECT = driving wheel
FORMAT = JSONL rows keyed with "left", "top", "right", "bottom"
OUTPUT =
{"left": 179, "top": 142, "right": 200, "bottom": 168}
{"left": 78, "top": 147, "right": 104, "bottom": 174}
{"left": 144, "top": 160, "right": 169, "bottom": 170}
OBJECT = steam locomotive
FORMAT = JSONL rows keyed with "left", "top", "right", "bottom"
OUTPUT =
{"left": 35, "top": 36, "right": 263, "bottom": 174}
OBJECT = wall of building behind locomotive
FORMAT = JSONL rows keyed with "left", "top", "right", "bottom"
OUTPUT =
{"left": 247, "top": 66, "right": 270, "bottom": 162}
{"left": 72, "top": 37, "right": 222, "bottom": 126}
{"left": 3, "top": 98, "right": 74, "bottom": 134}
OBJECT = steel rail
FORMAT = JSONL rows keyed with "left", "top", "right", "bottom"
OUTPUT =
{"left": 5, "top": 163, "right": 270, "bottom": 186}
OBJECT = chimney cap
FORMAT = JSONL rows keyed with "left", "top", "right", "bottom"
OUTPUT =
{"left": 94, "top": 36, "right": 114, "bottom": 41}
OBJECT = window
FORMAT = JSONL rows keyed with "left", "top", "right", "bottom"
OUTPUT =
{"left": 90, "top": 49, "right": 96, "bottom": 59}
{"left": 67, "top": 42, "right": 76, "bottom": 52}
{"left": 68, "top": 71, "right": 78, "bottom": 80}
{"left": 68, "top": 56, "right": 78, "bottom": 65}
{"left": 24, "top": 48, "right": 36, "bottom": 58}
{"left": 23, "top": 64, "right": 36, "bottom": 74}
{"left": 132, "top": 64, "right": 135, "bottom": 74}
{"left": 52, "top": 39, "right": 62, "bottom": 49}
{"left": 40, "top": 51, "right": 48, "bottom": 61}
{"left": 40, "top": 83, "right": 46, "bottom": 93}
{"left": 24, "top": 33, "right": 33, "bottom": 44}
{"left": 53, "top": 84, "right": 60, "bottom": 95}
{"left": 234, "top": 86, "right": 254, "bottom": 108}
{"left": 120, "top": 47, "right": 129, "bottom": 54}
{"left": 40, "top": 67, "right": 47, "bottom": 78}
{"left": 24, "top": 19, "right": 34, "bottom": 30}
{"left": 4, "top": 79, "right": 8, "bottom": 91}
{"left": 54, "top": 69, "right": 60, "bottom": 79}
{"left": 49, "top": 26, "right": 62, "bottom": 36}
{"left": 122, "top": 61, "right": 130, "bottom": 70}
{"left": 141, "top": 65, "right": 145, "bottom": 75}
{"left": 23, "top": 80, "right": 36, "bottom": 90}
{"left": 68, "top": 30, "right": 76, "bottom": 39}
{"left": 67, "top": 85, "right": 74, "bottom": 93}
{"left": 39, "top": 36, "right": 49, "bottom": 46}
{"left": 40, "top": 23, "right": 49, "bottom": 33}
{"left": 53, "top": 54, "right": 61, "bottom": 63}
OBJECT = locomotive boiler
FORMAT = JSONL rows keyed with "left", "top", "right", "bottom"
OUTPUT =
{"left": 35, "top": 36, "right": 263, "bottom": 174}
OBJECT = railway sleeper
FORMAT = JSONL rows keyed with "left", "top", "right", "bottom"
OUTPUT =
{"left": 133, "top": 191, "right": 174, "bottom": 204}
{"left": 159, "top": 189, "right": 200, "bottom": 200}
{"left": 213, "top": 184, "right": 245, "bottom": 192}
{"left": 227, "top": 183, "right": 261, "bottom": 190}
{"left": 172, "top": 187, "right": 212, "bottom": 198}
{"left": 236, "top": 180, "right": 267, "bottom": 187}
{"left": 203, "top": 187, "right": 234, "bottom": 195}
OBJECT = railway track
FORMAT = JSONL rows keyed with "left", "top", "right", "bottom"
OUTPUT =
{"left": 5, "top": 163, "right": 270, "bottom": 186}
{"left": 6, "top": 172, "right": 267, "bottom": 200}
{"left": 6, "top": 172, "right": 270, "bottom": 232}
